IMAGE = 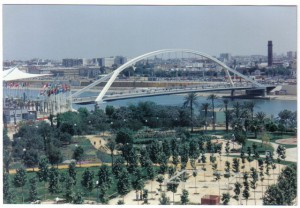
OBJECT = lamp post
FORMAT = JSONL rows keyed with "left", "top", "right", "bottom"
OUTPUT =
{"left": 96, "top": 181, "right": 99, "bottom": 204}
{"left": 74, "top": 123, "right": 77, "bottom": 137}
{"left": 232, "top": 133, "right": 236, "bottom": 149}
{"left": 23, "top": 148, "right": 27, "bottom": 166}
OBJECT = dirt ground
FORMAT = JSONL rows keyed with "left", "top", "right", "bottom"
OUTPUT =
{"left": 109, "top": 139, "right": 285, "bottom": 205}
{"left": 275, "top": 137, "right": 297, "bottom": 145}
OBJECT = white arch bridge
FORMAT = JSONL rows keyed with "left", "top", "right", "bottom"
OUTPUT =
{"left": 71, "top": 49, "right": 275, "bottom": 105}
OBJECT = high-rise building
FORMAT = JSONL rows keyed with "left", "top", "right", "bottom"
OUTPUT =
{"left": 268, "top": 41, "right": 273, "bottom": 66}
{"left": 62, "top": 59, "right": 83, "bottom": 67}
{"left": 220, "top": 53, "right": 232, "bottom": 62}
{"left": 287, "top": 51, "right": 296, "bottom": 60}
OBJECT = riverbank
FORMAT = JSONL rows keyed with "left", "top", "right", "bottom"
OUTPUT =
{"left": 8, "top": 86, "right": 296, "bottom": 101}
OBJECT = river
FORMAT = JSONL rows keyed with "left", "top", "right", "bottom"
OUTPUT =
{"left": 3, "top": 88, "right": 297, "bottom": 118}
{"left": 72, "top": 91, "right": 297, "bottom": 118}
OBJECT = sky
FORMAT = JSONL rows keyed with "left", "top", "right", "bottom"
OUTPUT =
{"left": 2, "top": 5, "right": 297, "bottom": 60}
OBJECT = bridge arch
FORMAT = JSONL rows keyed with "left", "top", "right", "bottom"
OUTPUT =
{"left": 72, "top": 49, "right": 263, "bottom": 103}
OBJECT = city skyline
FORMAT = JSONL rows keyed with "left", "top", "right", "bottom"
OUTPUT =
{"left": 3, "top": 5, "right": 297, "bottom": 60}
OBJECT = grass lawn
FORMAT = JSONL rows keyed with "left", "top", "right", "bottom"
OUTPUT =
{"left": 241, "top": 140, "right": 274, "bottom": 155}
{"left": 61, "top": 136, "right": 100, "bottom": 162}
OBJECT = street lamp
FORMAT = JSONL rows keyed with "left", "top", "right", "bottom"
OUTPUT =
{"left": 232, "top": 134, "right": 236, "bottom": 149}
{"left": 74, "top": 123, "right": 77, "bottom": 136}
{"left": 23, "top": 148, "right": 27, "bottom": 164}
{"left": 96, "top": 181, "right": 99, "bottom": 204}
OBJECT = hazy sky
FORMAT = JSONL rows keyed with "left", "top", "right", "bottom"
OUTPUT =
{"left": 3, "top": 5, "right": 297, "bottom": 60}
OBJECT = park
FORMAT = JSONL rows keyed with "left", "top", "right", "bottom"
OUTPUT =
{"left": 3, "top": 93, "right": 297, "bottom": 205}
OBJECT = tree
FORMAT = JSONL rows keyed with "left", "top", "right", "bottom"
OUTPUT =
{"left": 72, "top": 192, "right": 84, "bottom": 204}
{"left": 201, "top": 153, "right": 207, "bottom": 181}
{"left": 23, "top": 149, "right": 39, "bottom": 171}
{"left": 149, "top": 140, "right": 163, "bottom": 164}
{"left": 3, "top": 173, "right": 11, "bottom": 201}
{"left": 213, "top": 172, "right": 221, "bottom": 197}
{"left": 97, "top": 165, "right": 112, "bottom": 203}
{"left": 167, "top": 178, "right": 179, "bottom": 204}
{"left": 263, "top": 184, "right": 285, "bottom": 205}
{"left": 201, "top": 103, "right": 210, "bottom": 132}
{"left": 258, "top": 158, "right": 265, "bottom": 198}
{"left": 233, "top": 182, "right": 242, "bottom": 205}
{"left": 189, "top": 139, "right": 200, "bottom": 161}
{"left": 159, "top": 193, "right": 170, "bottom": 205}
{"left": 48, "top": 167, "right": 60, "bottom": 194}
{"left": 115, "top": 128, "right": 134, "bottom": 144}
{"left": 37, "top": 156, "right": 49, "bottom": 200}
{"left": 207, "top": 94, "right": 217, "bottom": 131}
{"left": 240, "top": 150, "right": 246, "bottom": 173}
{"left": 113, "top": 157, "right": 125, "bottom": 179}
{"left": 127, "top": 146, "right": 139, "bottom": 173}
{"left": 162, "top": 140, "right": 172, "bottom": 159}
{"left": 132, "top": 168, "right": 145, "bottom": 204}
{"left": 146, "top": 165, "right": 156, "bottom": 199}
{"left": 117, "top": 168, "right": 131, "bottom": 201}
{"left": 221, "top": 193, "right": 230, "bottom": 205}
{"left": 13, "top": 167, "right": 27, "bottom": 203}
{"left": 142, "top": 189, "right": 149, "bottom": 204}
{"left": 276, "top": 145, "right": 286, "bottom": 173}
{"left": 156, "top": 175, "right": 165, "bottom": 191}
{"left": 250, "top": 167, "right": 258, "bottom": 205}
{"left": 180, "top": 189, "right": 189, "bottom": 205}
{"left": 183, "top": 92, "right": 198, "bottom": 132}
{"left": 68, "top": 162, "right": 77, "bottom": 185}
{"left": 242, "top": 173, "right": 250, "bottom": 205}
{"left": 225, "top": 140, "right": 230, "bottom": 161}
{"left": 81, "top": 168, "right": 94, "bottom": 202}
{"left": 232, "top": 158, "right": 240, "bottom": 183}
{"left": 3, "top": 149, "right": 12, "bottom": 174}
{"left": 73, "top": 146, "right": 84, "bottom": 167}
{"left": 47, "top": 144, "right": 63, "bottom": 168}
{"left": 224, "top": 161, "right": 231, "bottom": 191}
{"left": 117, "top": 199, "right": 125, "bottom": 205}
{"left": 222, "top": 99, "right": 230, "bottom": 132}
{"left": 105, "top": 105, "right": 115, "bottom": 118}
{"left": 106, "top": 138, "right": 117, "bottom": 167}
{"left": 64, "top": 175, "right": 75, "bottom": 203}
{"left": 244, "top": 101, "right": 256, "bottom": 121}
{"left": 276, "top": 164, "right": 297, "bottom": 205}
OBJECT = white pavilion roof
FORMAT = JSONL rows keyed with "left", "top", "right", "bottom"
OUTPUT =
{"left": 3, "top": 67, "right": 52, "bottom": 81}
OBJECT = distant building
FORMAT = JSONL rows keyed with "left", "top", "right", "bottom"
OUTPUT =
{"left": 62, "top": 59, "right": 83, "bottom": 67}
{"left": 114, "top": 56, "right": 127, "bottom": 66}
{"left": 268, "top": 41, "right": 273, "bottom": 66}
{"left": 287, "top": 51, "right": 296, "bottom": 60}
{"left": 220, "top": 53, "right": 232, "bottom": 62}
{"left": 98, "top": 57, "right": 115, "bottom": 67}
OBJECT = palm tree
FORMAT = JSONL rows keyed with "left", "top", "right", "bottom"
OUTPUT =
{"left": 222, "top": 99, "right": 230, "bottom": 132}
{"left": 183, "top": 92, "right": 198, "bottom": 132}
{"left": 255, "top": 112, "right": 266, "bottom": 124}
{"left": 201, "top": 103, "right": 210, "bottom": 132}
{"left": 106, "top": 138, "right": 117, "bottom": 167}
{"left": 207, "top": 94, "right": 217, "bottom": 131}
{"left": 244, "top": 101, "right": 256, "bottom": 121}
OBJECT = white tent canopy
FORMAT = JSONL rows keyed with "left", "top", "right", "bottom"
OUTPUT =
{"left": 3, "top": 67, "right": 52, "bottom": 81}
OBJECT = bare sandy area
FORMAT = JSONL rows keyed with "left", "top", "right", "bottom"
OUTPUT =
{"left": 109, "top": 139, "right": 285, "bottom": 205}
{"left": 275, "top": 137, "right": 297, "bottom": 145}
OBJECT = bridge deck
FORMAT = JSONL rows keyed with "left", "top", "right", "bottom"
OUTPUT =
{"left": 72, "top": 86, "right": 270, "bottom": 105}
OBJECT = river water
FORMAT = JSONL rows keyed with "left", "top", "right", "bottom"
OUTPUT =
{"left": 4, "top": 88, "right": 297, "bottom": 118}
{"left": 72, "top": 91, "right": 297, "bottom": 118}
